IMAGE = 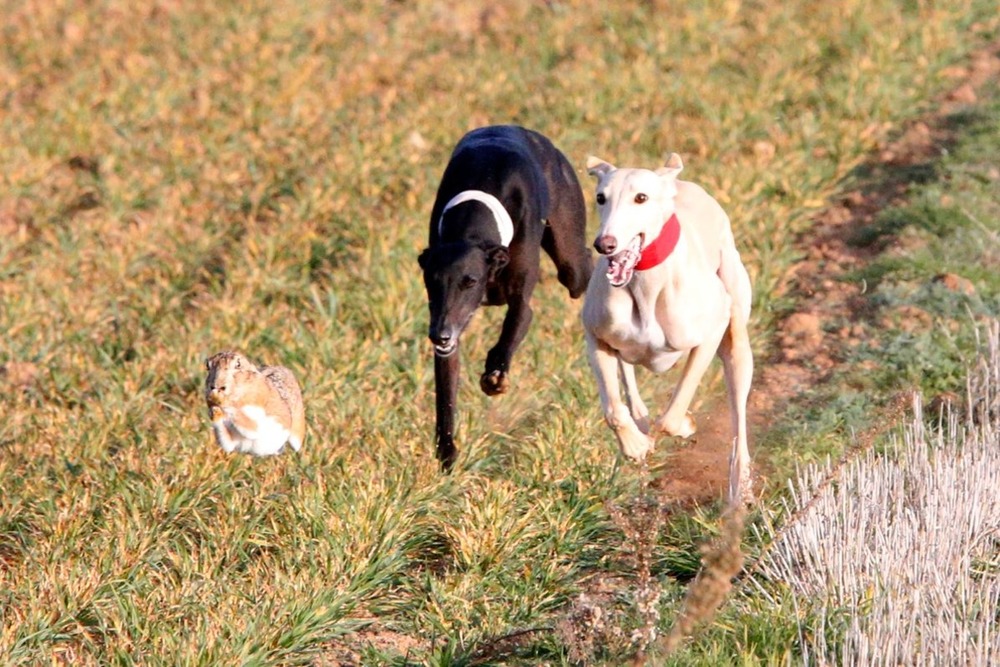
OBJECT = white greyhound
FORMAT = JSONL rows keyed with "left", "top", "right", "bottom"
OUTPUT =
{"left": 582, "top": 153, "right": 754, "bottom": 504}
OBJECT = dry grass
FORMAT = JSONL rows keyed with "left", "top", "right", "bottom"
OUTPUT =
{"left": 755, "top": 321, "right": 1000, "bottom": 664}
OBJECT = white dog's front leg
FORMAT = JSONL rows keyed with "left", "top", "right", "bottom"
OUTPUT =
{"left": 655, "top": 316, "right": 729, "bottom": 439}
{"left": 587, "top": 333, "right": 653, "bottom": 460}
{"left": 619, "top": 360, "right": 650, "bottom": 435}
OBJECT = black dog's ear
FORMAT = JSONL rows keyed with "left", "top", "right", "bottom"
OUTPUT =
{"left": 485, "top": 244, "right": 509, "bottom": 280}
{"left": 417, "top": 248, "right": 432, "bottom": 270}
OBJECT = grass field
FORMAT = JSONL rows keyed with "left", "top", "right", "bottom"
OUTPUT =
{"left": 2, "top": 1, "right": 999, "bottom": 664}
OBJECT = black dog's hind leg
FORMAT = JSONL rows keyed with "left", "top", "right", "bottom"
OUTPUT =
{"left": 540, "top": 161, "right": 592, "bottom": 298}
{"left": 434, "top": 351, "right": 460, "bottom": 469}
{"left": 542, "top": 226, "right": 591, "bottom": 298}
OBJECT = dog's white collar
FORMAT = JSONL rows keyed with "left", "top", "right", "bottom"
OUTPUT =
{"left": 439, "top": 190, "right": 514, "bottom": 247}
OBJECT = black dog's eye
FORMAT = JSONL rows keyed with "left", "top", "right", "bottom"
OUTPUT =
{"left": 595, "top": 192, "right": 606, "bottom": 205}
{"left": 460, "top": 275, "right": 478, "bottom": 289}
{"left": 634, "top": 193, "right": 648, "bottom": 204}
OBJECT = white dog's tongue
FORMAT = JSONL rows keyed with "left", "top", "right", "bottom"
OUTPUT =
{"left": 606, "top": 236, "right": 642, "bottom": 287}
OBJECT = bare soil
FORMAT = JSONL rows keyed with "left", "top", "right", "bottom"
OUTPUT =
{"left": 651, "top": 41, "right": 1000, "bottom": 506}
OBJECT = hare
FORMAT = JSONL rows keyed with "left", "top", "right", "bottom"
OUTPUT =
{"left": 204, "top": 350, "right": 305, "bottom": 456}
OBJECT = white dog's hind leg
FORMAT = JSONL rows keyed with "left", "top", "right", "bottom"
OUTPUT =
{"left": 587, "top": 333, "right": 653, "bottom": 460}
{"left": 720, "top": 323, "right": 753, "bottom": 504}
{"left": 718, "top": 247, "right": 754, "bottom": 504}
{"left": 619, "top": 360, "right": 650, "bottom": 434}
{"left": 718, "top": 310, "right": 754, "bottom": 499}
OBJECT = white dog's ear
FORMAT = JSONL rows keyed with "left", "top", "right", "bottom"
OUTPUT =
{"left": 586, "top": 156, "right": 614, "bottom": 179}
{"left": 656, "top": 153, "right": 684, "bottom": 180}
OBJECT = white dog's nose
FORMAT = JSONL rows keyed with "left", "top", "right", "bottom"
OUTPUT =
{"left": 594, "top": 235, "right": 617, "bottom": 255}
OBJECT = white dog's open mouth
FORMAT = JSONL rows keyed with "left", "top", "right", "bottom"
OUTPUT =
{"left": 605, "top": 235, "right": 643, "bottom": 287}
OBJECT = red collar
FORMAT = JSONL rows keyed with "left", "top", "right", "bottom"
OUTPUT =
{"left": 635, "top": 213, "right": 681, "bottom": 271}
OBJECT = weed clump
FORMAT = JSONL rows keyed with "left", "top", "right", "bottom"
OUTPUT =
{"left": 556, "top": 466, "right": 667, "bottom": 664}
{"left": 558, "top": 463, "right": 748, "bottom": 665}
{"left": 659, "top": 505, "right": 746, "bottom": 656}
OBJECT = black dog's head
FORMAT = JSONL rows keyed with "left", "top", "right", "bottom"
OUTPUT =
{"left": 417, "top": 241, "right": 509, "bottom": 357}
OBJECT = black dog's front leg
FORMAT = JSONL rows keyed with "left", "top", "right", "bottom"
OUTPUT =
{"left": 481, "top": 297, "right": 534, "bottom": 396}
{"left": 434, "top": 350, "right": 460, "bottom": 470}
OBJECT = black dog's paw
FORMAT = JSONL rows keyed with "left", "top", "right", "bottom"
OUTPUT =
{"left": 480, "top": 370, "right": 509, "bottom": 396}
{"left": 437, "top": 440, "right": 458, "bottom": 471}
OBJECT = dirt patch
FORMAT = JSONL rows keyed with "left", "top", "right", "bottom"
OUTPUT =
{"left": 650, "top": 399, "right": 734, "bottom": 506}
{"left": 651, "top": 40, "right": 1000, "bottom": 506}
{"left": 315, "top": 626, "right": 427, "bottom": 666}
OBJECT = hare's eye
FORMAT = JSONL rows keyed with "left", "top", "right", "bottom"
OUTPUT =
{"left": 634, "top": 193, "right": 648, "bottom": 204}
{"left": 595, "top": 192, "right": 606, "bottom": 206}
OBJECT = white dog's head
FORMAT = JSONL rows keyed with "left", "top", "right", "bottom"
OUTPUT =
{"left": 586, "top": 153, "right": 683, "bottom": 287}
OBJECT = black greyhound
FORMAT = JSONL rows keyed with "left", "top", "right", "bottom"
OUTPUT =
{"left": 418, "top": 125, "right": 592, "bottom": 468}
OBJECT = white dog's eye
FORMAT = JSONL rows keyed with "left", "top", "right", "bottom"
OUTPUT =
{"left": 595, "top": 193, "right": 606, "bottom": 205}
{"left": 634, "top": 193, "right": 648, "bottom": 204}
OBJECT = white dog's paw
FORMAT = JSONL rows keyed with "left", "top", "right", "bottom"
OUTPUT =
{"left": 606, "top": 405, "right": 653, "bottom": 460}
{"left": 656, "top": 411, "right": 697, "bottom": 439}
{"left": 616, "top": 427, "right": 654, "bottom": 461}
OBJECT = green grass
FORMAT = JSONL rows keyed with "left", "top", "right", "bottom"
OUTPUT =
{"left": 759, "top": 85, "right": 1000, "bottom": 482}
{"left": 2, "top": 1, "right": 999, "bottom": 664}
